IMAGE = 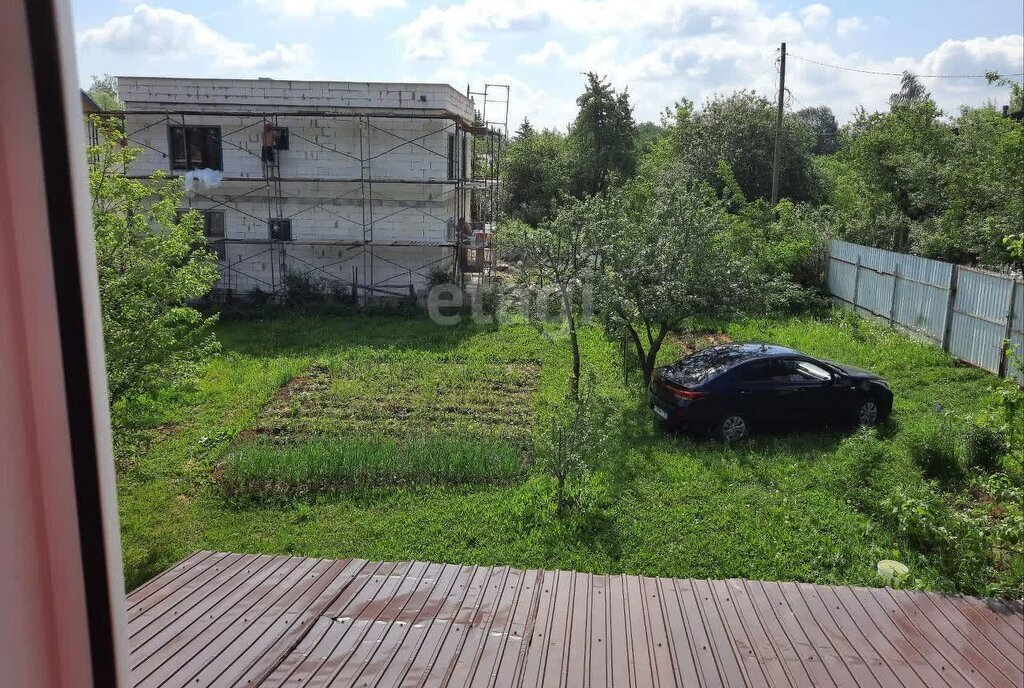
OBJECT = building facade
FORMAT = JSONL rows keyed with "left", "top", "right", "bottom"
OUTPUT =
{"left": 118, "top": 76, "right": 494, "bottom": 298}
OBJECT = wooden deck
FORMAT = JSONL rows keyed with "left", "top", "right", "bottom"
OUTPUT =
{"left": 127, "top": 551, "right": 1023, "bottom": 687}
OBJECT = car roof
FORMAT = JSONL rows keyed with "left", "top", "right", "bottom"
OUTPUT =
{"left": 712, "top": 342, "right": 804, "bottom": 359}
{"left": 660, "top": 342, "right": 810, "bottom": 384}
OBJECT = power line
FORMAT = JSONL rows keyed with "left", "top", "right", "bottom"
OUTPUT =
{"left": 788, "top": 52, "right": 1024, "bottom": 79}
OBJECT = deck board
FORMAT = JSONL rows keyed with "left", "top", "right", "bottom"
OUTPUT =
{"left": 126, "top": 552, "right": 1024, "bottom": 687}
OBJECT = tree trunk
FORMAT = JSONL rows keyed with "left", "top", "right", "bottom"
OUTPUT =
{"left": 562, "top": 285, "right": 581, "bottom": 401}
{"left": 639, "top": 323, "right": 669, "bottom": 386}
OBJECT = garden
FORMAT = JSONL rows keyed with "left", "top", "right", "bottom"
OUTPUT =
{"left": 115, "top": 309, "right": 1023, "bottom": 598}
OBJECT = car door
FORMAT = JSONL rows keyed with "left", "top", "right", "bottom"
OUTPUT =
{"left": 734, "top": 359, "right": 804, "bottom": 428}
{"left": 783, "top": 358, "right": 840, "bottom": 425}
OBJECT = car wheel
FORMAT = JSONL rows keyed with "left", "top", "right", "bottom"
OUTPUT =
{"left": 856, "top": 398, "right": 880, "bottom": 427}
{"left": 718, "top": 412, "right": 749, "bottom": 442}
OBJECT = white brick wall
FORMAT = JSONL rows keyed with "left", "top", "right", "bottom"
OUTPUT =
{"left": 120, "top": 77, "right": 475, "bottom": 294}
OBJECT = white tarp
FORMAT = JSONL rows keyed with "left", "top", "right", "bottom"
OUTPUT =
{"left": 183, "top": 168, "right": 223, "bottom": 194}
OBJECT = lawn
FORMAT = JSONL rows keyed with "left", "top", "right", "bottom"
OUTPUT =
{"left": 115, "top": 309, "right": 1017, "bottom": 597}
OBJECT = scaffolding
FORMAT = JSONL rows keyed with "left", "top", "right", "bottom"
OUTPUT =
{"left": 112, "top": 86, "right": 509, "bottom": 301}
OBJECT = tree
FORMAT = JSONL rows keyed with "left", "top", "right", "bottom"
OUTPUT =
{"left": 500, "top": 198, "right": 597, "bottom": 399}
{"left": 634, "top": 121, "right": 667, "bottom": 157}
{"left": 670, "top": 91, "right": 818, "bottom": 202}
{"left": 570, "top": 72, "right": 637, "bottom": 196}
{"left": 500, "top": 129, "right": 572, "bottom": 226}
{"left": 592, "top": 178, "right": 762, "bottom": 385}
{"left": 87, "top": 74, "right": 121, "bottom": 110}
{"left": 823, "top": 95, "right": 953, "bottom": 253}
{"left": 514, "top": 116, "right": 536, "bottom": 140}
{"left": 889, "top": 72, "right": 931, "bottom": 109}
{"left": 796, "top": 105, "right": 840, "bottom": 155}
{"left": 88, "top": 117, "right": 220, "bottom": 406}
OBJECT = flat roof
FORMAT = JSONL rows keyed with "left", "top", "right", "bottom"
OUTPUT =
{"left": 126, "top": 551, "right": 1023, "bottom": 687}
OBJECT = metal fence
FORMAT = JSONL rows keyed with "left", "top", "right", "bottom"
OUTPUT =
{"left": 827, "top": 239, "right": 1024, "bottom": 383}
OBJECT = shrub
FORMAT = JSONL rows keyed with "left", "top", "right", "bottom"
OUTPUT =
{"left": 249, "top": 287, "right": 272, "bottom": 306}
{"left": 282, "top": 271, "right": 324, "bottom": 305}
{"left": 905, "top": 414, "right": 963, "bottom": 484}
{"left": 534, "top": 373, "right": 616, "bottom": 517}
{"left": 426, "top": 266, "right": 454, "bottom": 291}
{"left": 960, "top": 423, "right": 1005, "bottom": 473}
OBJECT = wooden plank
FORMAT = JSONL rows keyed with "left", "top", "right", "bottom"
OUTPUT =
{"left": 124, "top": 555, "right": 1024, "bottom": 688}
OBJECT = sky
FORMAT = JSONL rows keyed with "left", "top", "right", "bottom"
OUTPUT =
{"left": 71, "top": 1, "right": 1024, "bottom": 130}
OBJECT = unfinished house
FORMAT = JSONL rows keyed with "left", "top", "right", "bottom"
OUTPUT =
{"left": 117, "top": 77, "right": 508, "bottom": 299}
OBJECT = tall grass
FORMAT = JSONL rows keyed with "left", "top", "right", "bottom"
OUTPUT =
{"left": 219, "top": 435, "right": 524, "bottom": 501}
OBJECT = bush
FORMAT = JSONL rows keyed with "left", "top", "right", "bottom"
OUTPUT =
{"left": 905, "top": 414, "right": 963, "bottom": 484}
{"left": 534, "top": 373, "right": 616, "bottom": 517}
{"left": 249, "top": 287, "right": 272, "bottom": 306}
{"left": 282, "top": 271, "right": 324, "bottom": 305}
{"left": 960, "top": 423, "right": 1005, "bottom": 473}
{"left": 426, "top": 266, "right": 454, "bottom": 291}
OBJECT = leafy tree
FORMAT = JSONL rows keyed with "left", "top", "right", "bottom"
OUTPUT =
{"left": 634, "top": 121, "right": 667, "bottom": 157}
{"left": 796, "top": 105, "right": 840, "bottom": 155}
{"left": 669, "top": 91, "right": 818, "bottom": 202}
{"left": 889, "top": 72, "right": 931, "bottom": 109}
{"left": 499, "top": 198, "right": 597, "bottom": 399}
{"left": 87, "top": 74, "right": 121, "bottom": 110}
{"left": 500, "top": 129, "right": 572, "bottom": 226}
{"left": 931, "top": 104, "right": 1023, "bottom": 265}
{"left": 716, "top": 162, "right": 833, "bottom": 296}
{"left": 823, "top": 96, "right": 953, "bottom": 252}
{"left": 592, "top": 177, "right": 762, "bottom": 385}
{"left": 570, "top": 72, "right": 637, "bottom": 195}
{"left": 514, "top": 116, "right": 536, "bottom": 140}
{"left": 88, "top": 117, "right": 220, "bottom": 406}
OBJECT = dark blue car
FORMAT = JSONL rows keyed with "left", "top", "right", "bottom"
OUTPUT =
{"left": 649, "top": 343, "right": 893, "bottom": 441}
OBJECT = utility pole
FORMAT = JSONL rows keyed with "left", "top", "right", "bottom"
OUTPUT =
{"left": 770, "top": 41, "right": 786, "bottom": 206}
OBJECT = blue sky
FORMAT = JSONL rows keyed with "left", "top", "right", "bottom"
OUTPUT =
{"left": 71, "top": 1, "right": 1024, "bottom": 129}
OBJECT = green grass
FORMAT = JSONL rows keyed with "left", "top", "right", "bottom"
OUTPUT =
{"left": 114, "top": 310, "right": 1017, "bottom": 597}
{"left": 219, "top": 435, "right": 524, "bottom": 499}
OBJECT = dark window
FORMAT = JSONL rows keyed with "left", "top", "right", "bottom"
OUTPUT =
{"left": 176, "top": 209, "right": 226, "bottom": 259}
{"left": 168, "top": 125, "right": 223, "bottom": 170}
{"left": 447, "top": 134, "right": 456, "bottom": 179}
{"left": 741, "top": 360, "right": 791, "bottom": 382}
{"left": 269, "top": 219, "right": 292, "bottom": 241}
{"left": 204, "top": 210, "right": 225, "bottom": 238}
{"left": 461, "top": 136, "right": 468, "bottom": 180}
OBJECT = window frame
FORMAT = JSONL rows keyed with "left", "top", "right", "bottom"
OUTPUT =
{"left": 168, "top": 125, "right": 223, "bottom": 171}
{"left": 447, "top": 133, "right": 456, "bottom": 180}
{"left": 269, "top": 218, "right": 292, "bottom": 241}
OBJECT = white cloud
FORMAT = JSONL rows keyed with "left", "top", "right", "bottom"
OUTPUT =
{"left": 835, "top": 16, "right": 865, "bottom": 36}
{"left": 249, "top": 0, "right": 406, "bottom": 19}
{"left": 79, "top": 4, "right": 312, "bottom": 73}
{"left": 518, "top": 41, "right": 567, "bottom": 67}
{"left": 800, "top": 4, "right": 831, "bottom": 30}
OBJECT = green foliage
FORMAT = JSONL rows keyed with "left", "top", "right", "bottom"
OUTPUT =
{"left": 219, "top": 435, "right": 524, "bottom": 502}
{"left": 500, "top": 200, "right": 598, "bottom": 397}
{"left": 86, "top": 74, "right": 121, "bottom": 111}
{"left": 903, "top": 412, "right": 963, "bottom": 484}
{"left": 960, "top": 423, "right": 1005, "bottom": 473}
{"left": 796, "top": 105, "right": 840, "bottom": 155}
{"left": 823, "top": 76, "right": 1023, "bottom": 268}
{"left": 667, "top": 91, "right": 818, "bottom": 202}
{"left": 534, "top": 373, "right": 616, "bottom": 517}
{"left": 591, "top": 176, "right": 764, "bottom": 383}
{"left": 89, "top": 117, "right": 219, "bottom": 407}
{"left": 570, "top": 72, "right": 637, "bottom": 196}
{"left": 501, "top": 129, "right": 573, "bottom": 226}
{"left": 716, "top": 162, "right": 833, "bottom": 298}
{"left": 282, "top": 270, "right": 325, "bottom": 305}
